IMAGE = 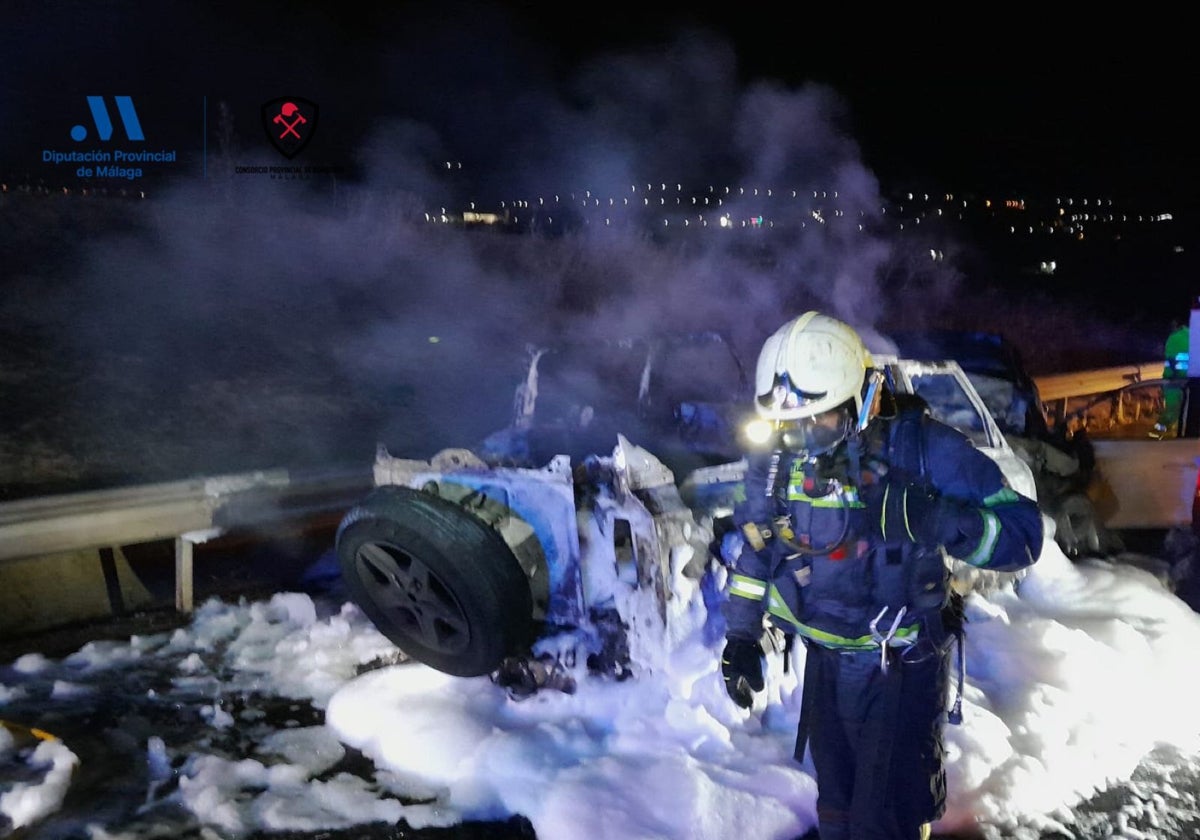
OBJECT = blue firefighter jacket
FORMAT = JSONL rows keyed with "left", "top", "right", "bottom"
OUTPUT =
{"left": 723, "top": 411, "right": 1043, "bottom": 651}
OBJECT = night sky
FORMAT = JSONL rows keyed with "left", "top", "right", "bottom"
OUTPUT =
{"left": 2, "top": 2, "right": 1191, "bottom": 208}
{"left": 0, "top": 1, "right": 1191, "bottom": 490}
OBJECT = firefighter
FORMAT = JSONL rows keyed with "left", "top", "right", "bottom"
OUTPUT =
{"left": 720, "top": 312, "right": 1042, "bottom": 840}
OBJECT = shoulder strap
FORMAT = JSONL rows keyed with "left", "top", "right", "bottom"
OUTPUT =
{"left": 885, "top": 406, "right": 929, "bottom": 477}
{"left": 890, "top": 403, "right": 968, "bottom": 725}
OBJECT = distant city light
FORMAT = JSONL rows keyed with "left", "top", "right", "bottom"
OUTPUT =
{"left": 14, "top": 166, "right": 1171, "bottom": 251}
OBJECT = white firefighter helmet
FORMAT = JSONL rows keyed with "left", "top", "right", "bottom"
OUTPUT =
{"left": 754, "top": 311, "right": 875, "bottom": 424}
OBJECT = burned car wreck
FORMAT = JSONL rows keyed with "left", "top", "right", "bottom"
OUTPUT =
{"left": 475, "top": 332, "right": 752, "bottom": 477}
{"left": 335, "top": 346, "right": 1040, "bottom": 690}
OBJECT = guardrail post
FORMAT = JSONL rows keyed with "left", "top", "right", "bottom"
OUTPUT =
{"left": 175, "top": 536, "right": 194, "bottom": 613}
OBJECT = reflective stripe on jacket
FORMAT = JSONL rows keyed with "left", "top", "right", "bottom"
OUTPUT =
{"left": 723, "top": 412, "right": 1042, "bottom": 650}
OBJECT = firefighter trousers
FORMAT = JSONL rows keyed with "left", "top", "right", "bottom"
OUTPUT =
{"left": 796, "top": 641, "right": 949, "bottom": 840}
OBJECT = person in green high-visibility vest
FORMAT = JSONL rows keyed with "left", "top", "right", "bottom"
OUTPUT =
{"left": 1151, "top": 318, "right": 1190, "bottom": 438}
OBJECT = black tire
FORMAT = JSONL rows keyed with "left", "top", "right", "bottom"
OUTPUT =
{"left": 336, "top": 485, "right": 534, "bottom": 677}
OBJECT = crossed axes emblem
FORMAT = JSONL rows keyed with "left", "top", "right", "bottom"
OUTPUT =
{"left": 272, "top": 102, "right": 307, "bottom": 139}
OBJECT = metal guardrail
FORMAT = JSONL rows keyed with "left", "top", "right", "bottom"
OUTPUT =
{"left": 1034, "top": 361, "right": 1161, "bottom": 402}
{"left": 0, "top": 466, "right": 373, "bottom": 611}
{"left": 0, "top": 361, "right": 1169, "bottom": 617}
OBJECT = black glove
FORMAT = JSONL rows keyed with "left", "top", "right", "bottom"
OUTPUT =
{"left": 863, "top": 470, "right": 969, "bottom": 548}
{"left": 721, "top": 636, "right": 764, "bottom": 708}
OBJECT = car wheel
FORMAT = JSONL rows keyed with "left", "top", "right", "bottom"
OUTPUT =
{"left": 336, "top": 485, "right": 534, "bottom": 677}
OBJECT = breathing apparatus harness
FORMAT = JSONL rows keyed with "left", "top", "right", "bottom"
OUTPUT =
{"left": 745, "top": 379, "right": 968, "bottom": 723}
{"left": 747, "top": 370, "right": 884, "bottom": 556}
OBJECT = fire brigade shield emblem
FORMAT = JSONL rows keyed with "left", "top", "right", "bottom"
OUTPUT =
{"left": 261, "top": 97, "right": 318, "bottom": 159}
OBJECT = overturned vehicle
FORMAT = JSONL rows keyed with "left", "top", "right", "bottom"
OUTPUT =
{"left": 335, "top": 350, "right": 1039, "bottom": 684}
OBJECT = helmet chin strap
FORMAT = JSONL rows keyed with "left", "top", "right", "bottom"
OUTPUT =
{"left": 845, "top": 424, "right": 863, "bottom": 485}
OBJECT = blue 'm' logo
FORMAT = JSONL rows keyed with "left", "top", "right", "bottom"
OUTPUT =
{"left": 71, "top": 96, "right": 144, "bottom": 142}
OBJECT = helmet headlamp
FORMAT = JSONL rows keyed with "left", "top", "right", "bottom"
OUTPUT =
{"left": 743, "top": 418, "right": 775, "bottom": 447}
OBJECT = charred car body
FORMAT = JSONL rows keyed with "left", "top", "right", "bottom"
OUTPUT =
{"left": 475, "top": 332, "right": 751, "bottom": 478}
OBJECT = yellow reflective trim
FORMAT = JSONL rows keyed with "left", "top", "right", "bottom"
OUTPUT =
{"left": 793, "top": 621, "right": 920, "bottom": 650}
{"left": 963, "top": 509, "right": 1001, "bottom": 567}
{"left": 784, "top": 489, "right": 863, "bottom": 507}
{"left": 764, "top": 585, "right": 921, "bottom": 649}
{"left": 729, "top": 574, "right": 767, "bottom": 602}
{"left": 765, "top": 585, "right": 802, "bottom": 626}
{"left": 900, "top": 485, "right": 918, "bottom": 542}
{"left": 810, "top": 496, "right": 861, "bottom": 508}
